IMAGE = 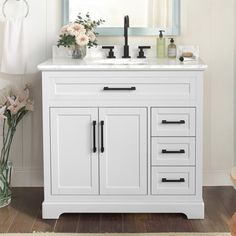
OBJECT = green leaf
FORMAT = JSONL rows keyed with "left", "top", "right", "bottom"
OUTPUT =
{"left": 16, "top": 108, "right": 28, "bottom": 125}
{"left": 57, "top": 34, "right": 76, "bottom": 48}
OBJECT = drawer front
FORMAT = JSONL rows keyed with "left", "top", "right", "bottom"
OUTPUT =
{"left": 151, "top": 167, "right": 195, "bottom": 195}
{"left": 45, "top": 73, "right": 196, "bottom": 102}
{"left": 151, "top": 137, "right": 196, "bottom": 166}
{"left": 151, "top": 108, "right": 196, "bottom": 137}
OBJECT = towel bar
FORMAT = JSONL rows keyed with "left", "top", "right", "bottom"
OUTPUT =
{"left": 2, "top": 0, "right": 29, "bottom": 18}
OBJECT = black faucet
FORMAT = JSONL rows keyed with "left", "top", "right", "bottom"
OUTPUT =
{"left": 123, "top": 15, "right": 131, "bottom": 58}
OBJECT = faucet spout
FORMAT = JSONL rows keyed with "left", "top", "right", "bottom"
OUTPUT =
{"left": 123, "top": 15, "right": 131, "bottom": 58}
{"left": 124, "top": 15, "right": 129, "bottom": 28}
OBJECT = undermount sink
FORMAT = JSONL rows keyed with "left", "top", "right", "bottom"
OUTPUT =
{"left": 94, "top": 58, "right": 148, "bottom": 65}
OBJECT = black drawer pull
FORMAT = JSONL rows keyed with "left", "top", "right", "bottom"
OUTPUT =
{"left": 92, "top": 121, "right": 97, "bottom": 153}
{"left": 162, "top": 178, "right": 185, "bottom": 183}
{"left": 162, "top": 149, "right": 185, "bottom": 154}
{"left": 162, "top": 120, "right": 185, "bottom": 124}
{"left": 101, "top": 121, "right": 105, "bottom": 153}
{"left": 103, "top": 87, "right": 136, "bottom": 91}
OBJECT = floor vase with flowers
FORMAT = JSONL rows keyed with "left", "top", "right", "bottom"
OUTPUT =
{"left": 0, "top": 85, "right": 33, "bottom": 208}
{"left": 0, "top": 161, "right": 12, "bottom": 207}
{"left": 0, "top": 115, "right": 19, "bottom": 208}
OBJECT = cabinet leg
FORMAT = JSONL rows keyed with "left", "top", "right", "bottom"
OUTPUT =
{"left": 42, "top": 202, "right": 62, "bottom": 219}
{"left": 184, "top": 202, "right": 205, "bottom": 219}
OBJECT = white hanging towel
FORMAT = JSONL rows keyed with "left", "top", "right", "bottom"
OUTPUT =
{"left": 1, "top": 17, "right": 26, "bottom": 75}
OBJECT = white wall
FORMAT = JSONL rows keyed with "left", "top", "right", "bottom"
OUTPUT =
{"left": 178, "top": 0, "right": 235, "bottom": 185}
{"left": 234, "top": 0, "right": 236, "bottom": 166}
{"left": 0, "top": 0, "right": 234, "bottom": 186}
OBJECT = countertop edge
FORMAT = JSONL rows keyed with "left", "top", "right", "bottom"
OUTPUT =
{"left": 37, "top": 58, "right": 208, "bottom": 71}
{"left": 37, "top": 65, "right": 208, "bottom": 71}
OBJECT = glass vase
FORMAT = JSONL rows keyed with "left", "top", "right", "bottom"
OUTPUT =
{"left": 72, "top": 45, "right": 87, "bottom": 59}
{"left": 0, "top": 161, "right": 12, "bottom": 208}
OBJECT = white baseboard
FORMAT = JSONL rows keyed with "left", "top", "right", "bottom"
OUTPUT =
{"left": 203, "top": 170, "right": 232, "bottom": 186}
{"left": 11, "top": 168, "right": 232, "bottom": 187}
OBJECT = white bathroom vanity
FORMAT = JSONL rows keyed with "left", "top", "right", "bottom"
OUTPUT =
{"left": 38, "top": 58, "right": 207, "bottom": 219}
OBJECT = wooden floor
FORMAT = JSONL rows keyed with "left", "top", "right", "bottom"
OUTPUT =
{"left": 0, "top": 187, "right": 235, "bottom": 233}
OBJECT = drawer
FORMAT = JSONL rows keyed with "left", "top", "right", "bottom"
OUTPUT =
{"left": 151, "top": 137, "right": 195, "bottom": 166}
{"left": 151, "top": 167, "right": 195, "bottom": 195}
{"left": 44, "top": 72, "right": 196, "bottom": 102}
{"left": 151, "top": 108, "right": 196, "bottom": 137}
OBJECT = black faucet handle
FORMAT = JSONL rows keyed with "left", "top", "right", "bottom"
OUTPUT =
{"left": 139, "top": 46, "right": 151, "bottom": 50}
{"left": 137, "top": 46, "right": 151, "bottom": 58}
{"left": 102, "top": 46, "right": 116, "bottom": 58}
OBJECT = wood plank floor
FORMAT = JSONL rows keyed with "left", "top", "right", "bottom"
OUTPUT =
{"left": 0, "top": 187, "right": 235, "bottom": 233}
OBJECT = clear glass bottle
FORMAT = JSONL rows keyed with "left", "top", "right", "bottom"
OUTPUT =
{"left": 168, "top": 38, "right": 177, "bottom": 59}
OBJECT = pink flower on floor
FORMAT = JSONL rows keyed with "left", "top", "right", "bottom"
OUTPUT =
{"left": 15, "top": 86, "right": 29, "bottom": 102}
{"left": 0, "top": 106, "right": 6, "bottom": 121}
{"left": 7, "top": 96, "right": 26, "bottom": 115}
{"left": 25, "top": 99, "right": 34, "bottom": 112}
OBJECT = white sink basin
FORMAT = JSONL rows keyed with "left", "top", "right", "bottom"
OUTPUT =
{"left": 94, "top": 58, "right": 148, "bottom": 65}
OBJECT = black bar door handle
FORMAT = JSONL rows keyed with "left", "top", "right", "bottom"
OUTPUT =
{"left": 92, "top": 121, "right": 97, "bottom": 153}
{"left": 162, "top": 178, "right": 185, "bottom": 183}
{"left": 162, "top": 120, "right": 185, "bottom": 124}
{"left": 101, "top": 121, "right": 104, "bottom": 153}
{"left": 162, "top": 149, "right": 185, "bottom": 154}
{"left": 103, "top": 87, "right": 136, "bottom": 91}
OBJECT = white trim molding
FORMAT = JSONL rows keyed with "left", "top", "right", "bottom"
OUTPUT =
{"left": 203, "top": 170, "right": 232, "bottom": 186}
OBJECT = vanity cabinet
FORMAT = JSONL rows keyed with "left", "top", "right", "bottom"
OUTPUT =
{"left": 39, "top": 59, "right": 207, "bottom": 220}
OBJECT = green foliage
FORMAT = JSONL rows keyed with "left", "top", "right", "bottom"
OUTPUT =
{"left": 57, "top": 34, "right": 76, "bottom": 48}
{"left": 1, "top": 107, "right": 29, "bottom": 167}
{"left": 75, "top": 12, "right": 105, "bottom": 32}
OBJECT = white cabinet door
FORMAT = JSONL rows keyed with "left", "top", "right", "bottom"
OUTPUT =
{"left": 99, "top": 108, "right": 147, "bottom": 195}
{"left": 50, "top": 108, "right": 99, "bottom": 195}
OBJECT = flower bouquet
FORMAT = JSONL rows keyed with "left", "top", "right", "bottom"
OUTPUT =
{"left": 57, "top": 13, "right": 105, "bottom": 59}
{"left": 0, "top": 84, "right": 33, "bottom": 208}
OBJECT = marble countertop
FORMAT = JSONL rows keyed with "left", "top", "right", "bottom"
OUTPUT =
{"left": 38, "top": 58, "right": 208, "bottom": 71}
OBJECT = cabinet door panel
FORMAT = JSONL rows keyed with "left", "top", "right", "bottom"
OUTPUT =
{"left": 50, "top": 108, "right": 99, "bottom": 195}
{"left": 99, "top": 108, "right": 147, "bottom": 195}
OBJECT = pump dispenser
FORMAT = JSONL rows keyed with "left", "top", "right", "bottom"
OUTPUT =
{"left": 168, "top": 38, "right": 177, "bottom": 58}
{"left": 156, "top": 30, "right": 166, "bottom": 58}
